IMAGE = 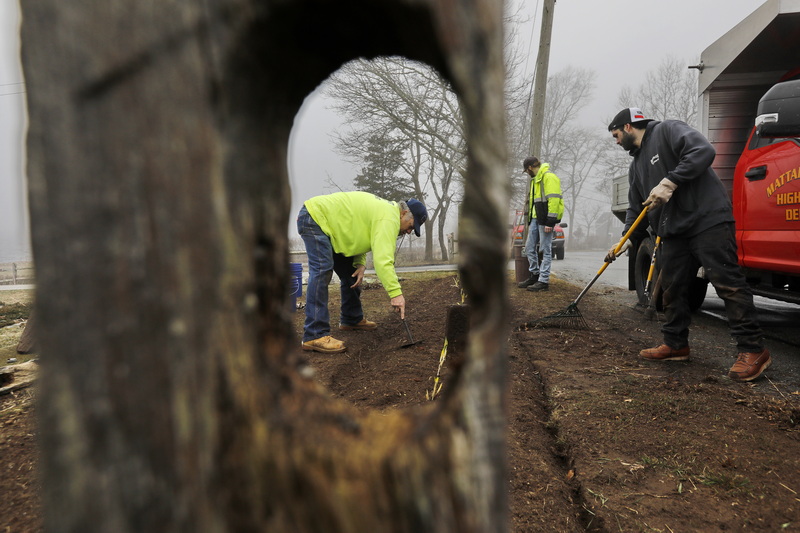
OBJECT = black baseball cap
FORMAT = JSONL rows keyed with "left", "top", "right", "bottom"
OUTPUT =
{"left": 608, "top": 107, "right": 653, "bottom": 131}
{"left": 407, "top": 199, "right": 428, "bottom": 237}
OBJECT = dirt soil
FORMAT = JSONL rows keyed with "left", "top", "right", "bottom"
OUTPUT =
{"left": 2, "top": 272, "right": 799, "bottom": 532}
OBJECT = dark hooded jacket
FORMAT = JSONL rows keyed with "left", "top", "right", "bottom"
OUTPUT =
{"left": 624, "top": 119, "right": 734, "bottom": 240}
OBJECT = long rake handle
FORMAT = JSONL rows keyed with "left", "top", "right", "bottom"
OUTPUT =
{"left": 644, "top": 235, "right": 661, "bottom": 296}
{"left": 572, "top": 206, "right": 650, "bottom": 306}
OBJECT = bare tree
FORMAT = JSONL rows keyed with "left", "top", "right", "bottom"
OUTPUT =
{"left": 503, "top": 1, "right": 537, "bottom": 196}
{"left": 554, "top": 126, "right": 607, "bottom": 238}
{"left": 324, "top": 58, "right": 465, "bottom": 261}
{"left": 514, "top": 67, "right": 605, "bottom": 245}
{"left": 538, "top": 67, "right": 597, "bottom": 169}
{"left": 616, "top": 56, "right": 699, "bottom": 126}
{"left": 572, "top": 200, "right": 609, "bottom": 247}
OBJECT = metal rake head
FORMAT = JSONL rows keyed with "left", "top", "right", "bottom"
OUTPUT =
{"left": 527, "top": 303, "right": 590, "bottom": 331}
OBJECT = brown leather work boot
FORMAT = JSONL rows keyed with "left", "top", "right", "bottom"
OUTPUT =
{"left": 339, "top": 319, "right": 378, "bottom": 331}
{"left": 302, "top": 335, "right": 346, "bottom": 353}
{"left": 639, "top": 344, "right": 690, "bottom": 361}
{"left": 728, "top": 349, "right": 771, "bottom": 382}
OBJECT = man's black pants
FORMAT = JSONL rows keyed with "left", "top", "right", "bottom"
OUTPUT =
{"left": 660, "top": 222, "right": 764, "bottom": 353}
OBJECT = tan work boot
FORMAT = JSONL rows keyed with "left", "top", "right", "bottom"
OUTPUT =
{"left": 728, "top": 349, "right": 771, "bottom": 382}
{"left": 339, "top": 319, "right": 377, "bottom": 331}
{"left": 302, "top": 335, "right": 346, "bottom": 353}
{"left": 639, "top": 344, "right": 690, "bottom": 361}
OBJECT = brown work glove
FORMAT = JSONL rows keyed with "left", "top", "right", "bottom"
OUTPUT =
{"left": 643, "top": 178, "right": 677, "bottom": 208}
{"left": 605, "top": 239, "right": 632, "bottom": 263}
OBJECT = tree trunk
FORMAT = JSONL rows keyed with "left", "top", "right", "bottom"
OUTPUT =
{"left": 20, "top": 1, "right": 509, "bottom": 531}
{"left": 438, "top": 211, "right": 449, "bottom": 262}
{"left": 16, "top": 310, "right": 36, "bottom": 354}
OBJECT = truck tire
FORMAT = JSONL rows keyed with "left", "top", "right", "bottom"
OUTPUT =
{"left": 555, "top": 247, "right": 564, "bottom": 260}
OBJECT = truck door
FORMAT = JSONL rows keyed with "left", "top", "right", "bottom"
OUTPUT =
{"left": 733, "top": 128, "right": 800, "bottom": 275}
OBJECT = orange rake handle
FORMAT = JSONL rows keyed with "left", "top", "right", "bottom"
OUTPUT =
{"left": 595, "top": 206, "right": 650, "bottom": 277}
{"left": 572, "top": 206, "right": 650, "bottom": 306}
{"left": 645, "top": 235, "right": 661, "bottom": 293}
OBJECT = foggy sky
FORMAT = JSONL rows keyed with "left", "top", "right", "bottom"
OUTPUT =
{"left": 0, "top": 0, "right": 26, "bottom": 261}
{"left": 287, "top": 0, "right": 767, "bottom": 238}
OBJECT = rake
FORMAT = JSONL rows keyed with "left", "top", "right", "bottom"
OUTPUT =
{"left": 526, "top": 206, "right": 650, "bottom": 330}
{"left": 641, "top": 235, "right": 662, "bottom": 320}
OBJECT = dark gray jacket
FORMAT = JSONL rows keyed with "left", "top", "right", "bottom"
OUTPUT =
{"left": 624, "top": 120, "right": 734, "bottom": 239}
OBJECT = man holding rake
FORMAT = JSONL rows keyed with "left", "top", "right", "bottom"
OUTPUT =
{"left": 606, "top": 107, "right": 770, "bottom": 382}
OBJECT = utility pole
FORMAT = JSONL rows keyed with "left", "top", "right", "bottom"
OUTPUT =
{"left": 529, "top": 0, "right": 556, "bottom": 157}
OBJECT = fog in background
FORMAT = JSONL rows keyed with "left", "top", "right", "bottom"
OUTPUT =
{"left": 0, "top": 0, "right": 768, "bottom": 260}
{"left": 287, "top": 0, "right": 765, "bottom": 245}
{"left": 0, "top": 0, "right": 25, "bottom": 262}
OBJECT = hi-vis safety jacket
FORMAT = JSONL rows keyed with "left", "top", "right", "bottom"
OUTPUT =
{"left": 304, "top": 191, "right": 403, "bottom": 298}
{"left": 526, "top": 162, "right": 564, "bottom": 227}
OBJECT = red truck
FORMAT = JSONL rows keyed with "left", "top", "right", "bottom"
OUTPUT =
{"left": 611, "top": 0, "right": 800, "bottom": 309}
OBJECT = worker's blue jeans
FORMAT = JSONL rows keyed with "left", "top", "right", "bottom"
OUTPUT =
{"left": 297, "top": 206, "right": 364, "bottom": 342}
{"left": 523, "top": 220, "right": 553, "bottom": 284}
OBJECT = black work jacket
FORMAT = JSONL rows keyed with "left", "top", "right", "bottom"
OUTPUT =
{"left": 624, "top": 120, "right": 734, "bottom": 240}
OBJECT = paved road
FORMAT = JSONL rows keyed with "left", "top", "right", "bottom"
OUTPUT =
{"left": 0, "top": 284, "right": 34, "bottom": 291}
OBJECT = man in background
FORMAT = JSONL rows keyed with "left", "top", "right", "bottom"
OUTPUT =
{"left": 517, "top": 156, "right": 564, "bottom": 292}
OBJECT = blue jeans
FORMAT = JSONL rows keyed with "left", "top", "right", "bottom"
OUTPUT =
{"left": 297, "top": 206, "right": 364, "bottom": 342}
{"left": 523, "top": 220, "right": 553, "bottom": 284}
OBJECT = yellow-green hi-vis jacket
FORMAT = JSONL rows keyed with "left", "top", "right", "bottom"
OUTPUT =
{"left": 526, "top": 162, "right": 564, "bottom": 227}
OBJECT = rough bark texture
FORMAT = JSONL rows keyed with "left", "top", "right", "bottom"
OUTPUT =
{"left": 16, "top": 311, "right": 36, "bottom": 354}
{"left": 20, "top": 1, "right": 509, "bottom": 531}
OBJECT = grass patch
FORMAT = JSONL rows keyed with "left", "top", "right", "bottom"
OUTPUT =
{"left": 698, "top": 469, "right": 752, "bottom": 494}
{"left": 0, "top": 289, "right": 35, "bottom": 306}
{"left": 395, "top": 270, "right": 459, "bottom": 283}
{"left": 0, "top": 302, "right": 31, "bottom": 328}
{"left": 640, "top": 454, "right": 753, "bottom": 496}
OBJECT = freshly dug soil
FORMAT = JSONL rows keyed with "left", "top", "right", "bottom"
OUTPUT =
{"left": 2, "top": 271, "right": 799, "bottom": 532}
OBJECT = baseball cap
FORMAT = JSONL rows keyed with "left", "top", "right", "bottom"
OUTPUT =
{"left": 608, "top": 107, "right": 653, "bottom": 131}
{"left": 522, "top": 156, "right": 540, "bottom": 169}
{"left": 407, "top": 199, "right": 428, "bottom": 237}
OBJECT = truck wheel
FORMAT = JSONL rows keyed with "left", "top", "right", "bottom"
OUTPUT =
{"left": 634, "top": 237, "right": 659, "bottom": 307}
{"left": 555, "top": 247, "right": 564, "bottom": 260}
{"left": 688, "top": 278, "right": 708, "bottom": 311}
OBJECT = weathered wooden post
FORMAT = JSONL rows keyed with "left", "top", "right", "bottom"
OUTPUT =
{"left": 20, "top": 1, "right": 509, "bottom": 531}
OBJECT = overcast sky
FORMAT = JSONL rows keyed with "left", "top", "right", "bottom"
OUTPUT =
{"left": 0, "top": 0, "right": 25, "bottom": 261}
{"left": 0, "top": 0, "right": 770, "bottom": 258}
{"left": 287, "top": 0, "right": 767, "bottom": 238}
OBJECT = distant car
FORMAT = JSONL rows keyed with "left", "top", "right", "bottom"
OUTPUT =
{"left": 512, "top": 222, "right": 568, "bottom": 260}
{"left": 552, "top": 223, "right": 567, "bottom": 260}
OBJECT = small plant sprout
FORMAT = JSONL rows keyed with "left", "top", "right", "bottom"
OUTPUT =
{"left": 427, "top": 339, "right": 449, "bottom": 401}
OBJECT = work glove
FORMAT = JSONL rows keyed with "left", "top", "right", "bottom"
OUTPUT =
{"left": 605, "top": 239, "right": 632, "bottom": 263}
{"left": 643, "top": 178, "right": 677, "bottom": 208}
